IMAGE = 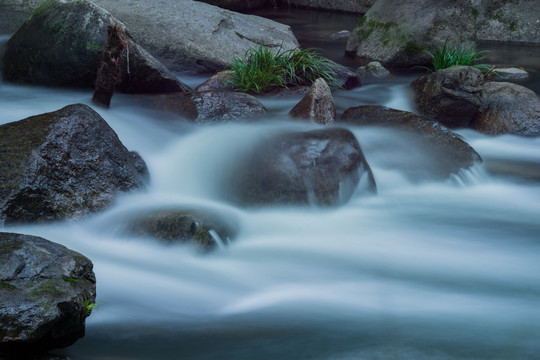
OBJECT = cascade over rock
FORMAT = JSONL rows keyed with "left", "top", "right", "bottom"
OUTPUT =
{"left": 0, "top": 232, "right": 96, "bottom": 353}
{"left": 339, "top": 105, "right": 483, "bottom": 180}
{"left": 0, "top": 104, "right": 149, "bottom": 225}
{"left": 224, "top": 128, "right": 376, "bottom": 207}
{"left": 1, "top": 0, "right": 190, "bottom": 92}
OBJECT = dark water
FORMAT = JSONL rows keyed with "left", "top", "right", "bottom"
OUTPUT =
{"left": 1, "top": 8, "right": 540, "bottom": 360}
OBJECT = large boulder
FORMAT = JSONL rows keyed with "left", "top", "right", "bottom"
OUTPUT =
{"left": 346, "top": 0, "right": 476, "bottom": 69}
{"left": 410, "top": 66, "right": 484, "bottom": 128}
{"left": 140, "top": 91, "right": 267, "bottom": 123}
{"left": 339, "top": 105, "right": 482, "bottom": 180}
{"left": 0, "top": 104, "right": 149, "bottom": 225}
{"left": 276, "top": 0, "right": 376, "bottom": 14}
{"left": 224, "top": 128, "right": 376, "bottom": 207}
{"left": 473, "top": 82, "right": 540, "bottom": 137}
{"left": 91, "top": 0, "right": 299, "bottom": 73}
{"left": 2, "top": 0, "right": 190, "bottom": 92}
{"left": 289, "top": 78, "right": 337, "bottom": 125}
{"left": 411, "top": 66, "right": 540, "bottom": 136}
{"left": 0, "top": 232, "right": 96, "bottom": 353}
{"left": 125, "top": 208, "right": 239, "bottom": 252}
{"left": 475, "top": 0, "right": 540, "bottom": 45}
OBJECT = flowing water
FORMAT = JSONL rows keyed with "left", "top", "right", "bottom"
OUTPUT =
{"left": 1, "top": 8, "right": 540, "bottom": 359}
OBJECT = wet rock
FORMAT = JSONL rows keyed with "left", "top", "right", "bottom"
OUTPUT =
{"left": 194, "top": 71, "right": 235, "bottom": 92}
{"left": 142, "top": 91, "right": 267, "bottom": 123}
{"left": 91, "top": 0, "right": 299, "bottom": 73}
{"left": 2, "top": 0, "right": 190, "bottom": 93}
{"left": 356, "top": 61, "right": 390, "bottom": 79}
{"left": 411, "top": 65, "right": 540, "bottom": 136}
{"left": 195, "top": 0, "right": 273, "bottom": 12}
{"left": 335, "top": 67, "right": 362, "bottom": 90}
{"left": 0, "top": 232, "right": 96, "bottom": 353}
{"left": 475, "top": 0, "right": 540, "bottom": 45}
{"left": 339, "top": 105, "right": 482, "bottom": 180}
{"left": 289, "top": 78, "right": 337, "bottom": 125}
{"left": 410, "top": 66, "right": 484, "bottom": 128}
{"left": 473, "top": 82, "right": 540, "bottom": 137}
{"left": 224, "top": 128, "right": 376, "bottom": 207}
{"left": 126, "top": 208, "right": 239, "bottom": 252}
{"left": 0, "top": 104, "right": 149, "bottom": 225}
{"left": 346, "top": 0, "right": 476, "bottom": 69}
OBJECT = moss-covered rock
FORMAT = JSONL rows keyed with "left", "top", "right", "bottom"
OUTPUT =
{"left": 0, "top": 232, "right": 96, "bottom": 354}
{"left": 346, "top": 0, "right": 476, "bottom": 69}
{"left": 0, "top": 103, "right": 149, "bottom": 225}
{"left": 2, "top": 0, "right": 190, "bottom": 92}
{"left": 126, "top": 208, "right": 239, "bottom": 252}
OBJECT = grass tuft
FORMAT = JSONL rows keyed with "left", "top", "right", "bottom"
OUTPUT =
{"left": 423, "top": 42, "right": 490, "bottom": 72}
{"left": 227, "top": 45, "right": 343, "bottom": 94}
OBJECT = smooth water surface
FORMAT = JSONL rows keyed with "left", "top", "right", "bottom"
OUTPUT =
{"left": 1, "top": 12, "right": 540, "bottom": 360}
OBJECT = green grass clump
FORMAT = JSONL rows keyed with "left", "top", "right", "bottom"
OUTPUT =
{"left": 424, "top": 42, "right": 490, "bottom": 72}
{"left": 227, "top": 45, "right": 343, "bottom": 94}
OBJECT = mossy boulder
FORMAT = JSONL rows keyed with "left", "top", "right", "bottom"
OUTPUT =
{"left": 224, "top": 128, "right": 376, "bottom": 207}
{"left": 0, "top": 104, "right": 149, "bottom": 225}
{"left": 339, "top": 105, "right": 482, "bottom": 180}
{"left": 0, "top": 232, "right": 96, "bottom": 354}
{"left": 1, "top": 0, "right": 190, "bottom": 92}
{"left": 126, "top": 208, "right": 239, "bottom": 252}
{"left": 346, "top": 0, "right": 476, "bottom": 69}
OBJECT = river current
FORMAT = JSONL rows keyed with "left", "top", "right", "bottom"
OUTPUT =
{"left": 1, "top": 9, "right": 540, "bottom": 359}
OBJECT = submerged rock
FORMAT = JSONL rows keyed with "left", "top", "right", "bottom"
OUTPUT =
{"left": 91, "top": 0, "right": 299, "bottom": 73}
{"left": 0, "top": 104, "right": 149, "bottom": 225}
{"left": 126, "top": 208, "right": 239, "bottom": 252}
{"left": 141, "top": 91, "right": 267, "bottom": 123}
{"left": 0, "top": 232, "right": 96, "bottom": 353}
{"left": 339, "top": 105, "right": 482, "bottom": 180}
{"left": 289, "top": 78, "right": 337, "bottom": 125}
{"left": 224, "top": 128, "right": 376, "bottom": 207}
{"left": 2, "top": 0, "right": 190, "bottom": 92}
{"left": 346, "top": 0, "right": 476, "bottom": 69}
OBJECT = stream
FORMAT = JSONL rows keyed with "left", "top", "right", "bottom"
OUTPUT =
{"left": 1, "top": 7, "right": 540, "bottom": 360}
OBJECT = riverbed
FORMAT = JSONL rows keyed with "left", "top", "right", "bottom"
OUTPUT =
{"left": 1, "top": 7, "right": 540, "bottom": 360}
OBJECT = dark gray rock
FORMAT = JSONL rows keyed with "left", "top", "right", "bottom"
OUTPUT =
{"left": 0, "top": 232, "right": 96, "bottom": 353}
{"left": 194, "top": 71, "right": 235, "bottom": 92}
{"left": 346, "top": 0, "right": 476, "bottom": 69}
{"left": 91, "top": 0, "right": 299, "bottom": 73}
{"left": 339, "top": 105, "right": 482, "bottom": 180}
{"left": 335, "top": 67, "right": 362, "bottom": 90}
{"left": 126, "top": 208, "right": 239, "bottom": 252}
{"left": 410, "top": 66, "right": 484, "bottom": 128}
{"left": 141, "top": 91, "right": 267, "bottom": 123}
{"left": 0, "top": 104, "right": 149, "bottom": 225}
{"left": 224, "top": 128, "right": 376, "bottom": 207}
{"left": 289, "top": 78, "right": 337, "bottom": 125}
{"left": 473, "top": 82, "right": 540, "bottom": 137}
{"left": 411, "top": 65, "right": 540, "bottom": 136}
{"left": 2, "top": 0, "right": 190, "bottom": 92}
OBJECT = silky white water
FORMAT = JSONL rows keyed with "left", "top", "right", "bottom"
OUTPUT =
{"left": 2, "top": 32, "right": 540, "bottom": 359}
